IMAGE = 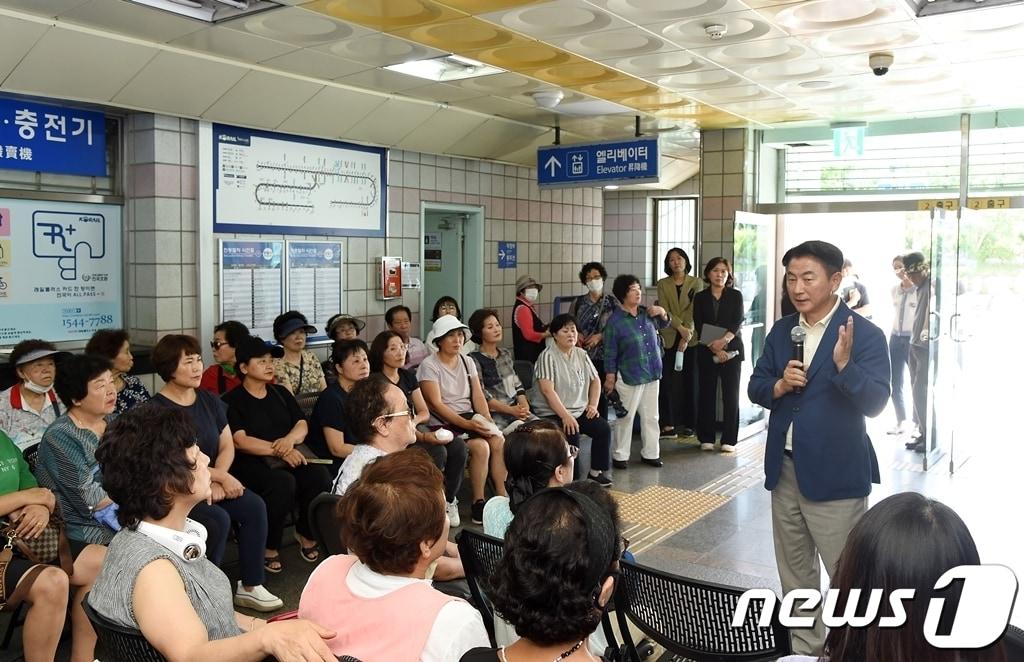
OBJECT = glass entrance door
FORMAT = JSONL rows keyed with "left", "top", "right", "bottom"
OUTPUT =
{"left": 734, "top": 211, "right": 776, "bottom": 439}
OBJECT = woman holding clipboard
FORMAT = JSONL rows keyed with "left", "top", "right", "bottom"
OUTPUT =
{"left": 693, "top": 258, "right": 745, "bottom": 453}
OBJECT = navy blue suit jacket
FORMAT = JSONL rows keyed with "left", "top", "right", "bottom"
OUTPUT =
{"left": 748, "top": 301, "right": 891, "bottom": 502}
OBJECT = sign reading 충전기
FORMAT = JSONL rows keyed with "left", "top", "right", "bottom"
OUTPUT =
{"left": 0, "top": 198, "right": 122, "bottom": 345}
{"left": 537, "top": 137, "right": 659, "bottom": 188}
{"left": 0, "top": 97, "right": 106, "bottom": 177}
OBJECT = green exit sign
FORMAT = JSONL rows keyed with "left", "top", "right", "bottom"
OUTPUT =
{"left": 833, "top": 126, "right": 865, "bottom": 157}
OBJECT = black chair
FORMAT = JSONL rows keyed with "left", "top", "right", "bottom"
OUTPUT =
{"left": 513, "top": 360, "right": 534, "bottom": 390}
{"left": 1003, "top": 624, "right": 1024, "bottom": 659}
{"left": 456, "top": 529, "right": 505, "bottom": 647}
{"left": 82, "top": 595, "right": 166, "bottom": 662}
{"left": 308, "top": 491, "right": 345, "bottom": 556}
{"left": 615, "top": 559, "right": 791, "bottom": 662}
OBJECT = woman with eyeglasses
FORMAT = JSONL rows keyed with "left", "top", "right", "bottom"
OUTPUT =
{"left": 482, "top": 420, "right": 575, "bottom": 539}
{"left": 368, "top": 331, "right": 469, "bottom": 525}
{"left": 200, "top": 321, "right": 250, "bottom": 396}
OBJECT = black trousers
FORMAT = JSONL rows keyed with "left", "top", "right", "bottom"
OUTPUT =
{"left": 658, "top": 345, "right": 698, "bottom": 430}
{"left": 412, "top": 437, "right": 468, "bottom": 504}
{"left": 909, "top": 344, "right": 929, "bottom": 444}
{"left": 696, "top": 349, "right": 741, "bottom": 446}
{"left": 544, "top": 413, "right": 612, "bottom": 472}
{"left": 230, "top": 454, "right": 330, "bottom": 550}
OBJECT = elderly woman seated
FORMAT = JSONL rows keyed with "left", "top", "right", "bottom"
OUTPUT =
{"left": 461, "top": 483, "right": 623, "bottom": 662}
{"left": 200, "top": 320, "right": 249, "bottom": 396}
{"left": 35, "top": 354, "right": 119, "bottom": 548}
{"left": 85, "top": 328, "right": 150, "bottom": 416}
{"left": 467, "top": 309, "right": 536, "bottom": 434}
{"left": 0, "top": 340, "right": 64, "bottom": 460}
{"left": 88, "top": 406, "right": 336, "bottom": 661}
{"left": 0, "top": 428, "right": 104, "bottom": 662}
{"left": 300, "top": 448, "right": 489, "bottom": 661}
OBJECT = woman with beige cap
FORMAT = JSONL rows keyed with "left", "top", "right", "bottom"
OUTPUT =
{"left": 512, "top": 275, "right": 548, "bottom": 362}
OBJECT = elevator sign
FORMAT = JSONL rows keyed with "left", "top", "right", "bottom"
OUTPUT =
{"left": 537, "top": 138, "right": 659, "bottom": 188}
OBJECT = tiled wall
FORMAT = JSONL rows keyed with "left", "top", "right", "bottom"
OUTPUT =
{"left": 601, "top": 176, "right": 699, "bottom": 287}
{"left": 126, "top": 113, "right": 604, "bottom": 358}
{"left": 699, "top": 128, "right": 756, "bottom": 264}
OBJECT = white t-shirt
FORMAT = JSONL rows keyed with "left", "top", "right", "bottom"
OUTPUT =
{"left": 417, "top": 353, "right": 479, "bottom": 426}
{"left": 332, "top": 444, "right": 386, "bottom": 495}
{"left": 530, "top": 346, "right": 599, "bottom": 418}
{"left": 305, "top": 558, "right": 490, "bottom": 662}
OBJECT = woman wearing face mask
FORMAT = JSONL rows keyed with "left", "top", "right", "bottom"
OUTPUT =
{"left": 272, "top": 311, "right": 327, "bottom": 395}
{"left": 85, "top": 329, "right": 150, "bottom": 416}
{"left": 200, "top": 321, "right": 250, "bottom": 396}
{"left": 0, "top": 340, "right": 65, "bottom": 457}
{"left": 656, "top": 248, "right": 702, "bottom": 439}
{"left": 569, "top": 262, "right": 620, "bottom": 419}
{"left": 512, "top": 275, "right": 548, "bottom": 363}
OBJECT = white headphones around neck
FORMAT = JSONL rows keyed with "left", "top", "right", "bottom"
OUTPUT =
{"left": 136, "top": 518, "right": 208, "bottom": 563}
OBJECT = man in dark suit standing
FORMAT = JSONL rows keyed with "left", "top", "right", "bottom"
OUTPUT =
{"left": 748, "top": 241, "right": 891, "bottom": 655}
{"left": 902, "top": 251, "right": 930, "bottom": 453}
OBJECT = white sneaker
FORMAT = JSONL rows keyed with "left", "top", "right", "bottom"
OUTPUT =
{"left": 234, "top": 582, "right": 283, "bottom": 612}
{"left": 700, "top": 443, "right": 715, "bottom": 451}
{"left": 446, "top": 499, "right": 461, "bottom": 528}
{"left": 720, "top": 444, "right": 736, "bottom": 453}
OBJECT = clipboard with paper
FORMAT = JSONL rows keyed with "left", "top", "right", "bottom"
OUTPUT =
{"left": 699, "top": 323, "right": 729, "bottom": 346}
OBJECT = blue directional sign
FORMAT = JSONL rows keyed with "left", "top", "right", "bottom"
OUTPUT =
{"left": 498, "top": 241, "right": 517, "bottom": 269}
{"left": 537, "top": 138, "right": 658, "bottom": 187}
{"left": 0, "top": 98, "right": 106, "bottom": 177}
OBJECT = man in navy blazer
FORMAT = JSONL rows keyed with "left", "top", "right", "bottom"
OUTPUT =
{"left": 748, "top": 241, "right": 890, "bottom": 655}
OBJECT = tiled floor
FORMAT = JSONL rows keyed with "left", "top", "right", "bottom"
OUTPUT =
{"left": 6, "top": 418, "right": 1021, "bottom": 660}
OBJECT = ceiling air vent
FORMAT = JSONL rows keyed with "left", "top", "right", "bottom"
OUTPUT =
{"left": 125, "top": 0, "right": 284, "bottom": 23}
{"left": 905, "top": 0, "right": 1024, "bottom": 18}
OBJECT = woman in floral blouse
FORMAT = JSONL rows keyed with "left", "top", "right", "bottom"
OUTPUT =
{"left": 272, "top": 311, "right": 326, "bottom": 395}
{"left": 85, "top": 329, "right": 149, "bottom": 416}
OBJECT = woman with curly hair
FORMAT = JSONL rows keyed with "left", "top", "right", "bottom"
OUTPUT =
{"left": 85, "top": 328, "right": 150, "bottom": 416}
{"left": 462, "top": 483, "right": 622, "bottom": 662}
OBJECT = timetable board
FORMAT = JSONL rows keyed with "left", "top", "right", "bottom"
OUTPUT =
{"left": 219, "top": 240, "right": 284, "bottom": 340}
{"left": 286, "top": 241, "right": 343, "bottom": 341}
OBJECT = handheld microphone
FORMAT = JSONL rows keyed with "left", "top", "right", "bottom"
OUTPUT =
{"left": 790, "top": 326, "right": 807, "bottom": 394}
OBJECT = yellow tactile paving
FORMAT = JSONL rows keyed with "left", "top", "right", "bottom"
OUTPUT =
{"left": 616, "top": 486, "right": 729, "bottom": 531}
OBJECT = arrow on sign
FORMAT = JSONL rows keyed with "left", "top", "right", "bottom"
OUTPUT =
{"left": 544, "top": 155, "right": 561, "bottom": 177}
{"left": 498, "top": 250, "right": 506, "bottom": 260}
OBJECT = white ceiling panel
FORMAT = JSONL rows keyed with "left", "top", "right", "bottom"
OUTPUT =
{"left": 604, "top": 50, "right": 716, "bottom": 78}
{"left": 344, "top": 98, "right": 440, "bottom": 146}
{"left": 202, "top": 70, "right": 323, "bottom": 128}
{"left": 913, "top": 3, "right": 1024, "bottom": 43}
{"left": 741, "top": 58, "right": 836, "bottom": 84}
{"left": 0, "top": 0, "right": 92, "bottom": 16}
{"left": 60, "top": 0, "right": 206, "bottom": 43}
{"left": 0, "top": 15, "right": 49, "bottom": 84}
{"left": 587, "top": 0, "right": 750, "bottom": 24}
{"left": 223, "top": 6, "right": 370, "bottom": 47}
{"left": 688, "top": 37, "right": 813, "bottom": 68}
{"left": 658, "top": 68, "right": 742, "bottom": 91}
{"left": 4, "top": 26, "right": 156, "bottom": 101}
{"left": 111, "top": 50, "right": 248, "bottom": 117}
{"left": 551, "top": 27, "right": 675, "bottom": 61}
{"left": 170, "top": 25, "right": 297, "bottom": 64}
{"left": 651, "top": 11, "right": 786, "bottom": 47}
{"left": 396, "top": 107, "right": 489, "bottom": 154}
{"left": 319, "top": 33, "right": 446, "bottom": 67}
{"left": 447, "top": 118, "right": 549, "bottom": 160}
{"left": 259, "top": 49, "right": 370, "bottom": 79}
{"left": 401, "top": 83, "right": 489, "bottom": 104}
{"left": 757, "top": 0, "right": 909, "bottom": 35}
{"left": 276, "top": 85, "right": 386, "bottom": 137}
{"left": 499, "top": 130, "right": 561, "bottom": 168}
{"left": 693, "top": 84, "right": 778, "bottom": 103}
{"left": 824, "top": 45, "right": 946, "bottom": 77}
{"left": 803, "top": 21, "right": 925, "bottom": 55}
{"left": 480, "top": 1, "right": 629, "bottom": 39}
{"left": 452, "top": 72, "right": 543, "bottom": 96}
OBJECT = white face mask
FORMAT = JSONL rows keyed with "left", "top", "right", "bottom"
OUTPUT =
{"left": 22, "top": 379, "right": 51, "bottom": 395}
{"left": 523, "top": 288, "right": 539, "bottom": 302}
{"left": 587, "top": 278, "right": 603, "bottom": 294}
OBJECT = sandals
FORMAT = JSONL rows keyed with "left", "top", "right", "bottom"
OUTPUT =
{"left": 295, "top": 533, "right": 320, "bottom": 563}
{"left": 264, "top": 555, "right": 283, "bottom": 574}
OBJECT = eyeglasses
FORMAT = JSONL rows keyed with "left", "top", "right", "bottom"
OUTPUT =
{"left": 378, "top": 409, "right": 412, "bottom": 422}
{"left": 210, "top": 340, "right": 228, "bottom": 350}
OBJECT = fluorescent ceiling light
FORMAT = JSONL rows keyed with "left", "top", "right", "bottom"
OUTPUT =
{"left": 125, "top": 0, "right": 283, "bottom": 23}
{"left": 384, "top": 55, "right": 504, "bottom": 82}
{"left": 905, "top": 0, "right": 1024, "bottom": 17}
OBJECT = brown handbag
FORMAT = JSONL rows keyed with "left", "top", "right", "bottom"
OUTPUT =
{"left": 0, "top": 507, "right": 75, "bottom": 609}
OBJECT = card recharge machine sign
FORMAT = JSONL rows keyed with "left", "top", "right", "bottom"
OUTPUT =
{"left": 377, "top": 256, "right": 402, "bottom": 300}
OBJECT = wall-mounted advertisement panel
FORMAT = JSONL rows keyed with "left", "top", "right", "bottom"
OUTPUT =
{"left": 219, "top": 240, "right": 284, "bottom": 340}
{"left": 212, "top": 123, "right": 386, "bottom": 237}
{"left": 286, "top": 241, "right": 343, "bottom": 341}
{"left": 0, "top": 198, "right": 122, "bottom": 345}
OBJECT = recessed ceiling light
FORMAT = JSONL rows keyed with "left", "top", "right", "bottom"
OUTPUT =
{"left": 384, "top": 55, "right": 504, "bottom": 82}
{"left": 126, "top": 0, "right": 283, "bottom": 22}
{"left": 604, "top": 185, "right": 620, "bottom": 190}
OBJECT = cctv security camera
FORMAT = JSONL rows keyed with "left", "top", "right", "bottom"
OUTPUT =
{"left": 869, "top": 52, "right": 893, "bottom": 76}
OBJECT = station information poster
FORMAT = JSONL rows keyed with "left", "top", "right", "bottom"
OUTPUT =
{"left": 220, "top": 240, "right": 284, "bottom": 340}
{"left": 286, "top": 241, "right": 343, "bottom": 341}
{"left": 0, "top": 197, "right": 122, "bottom": 345}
